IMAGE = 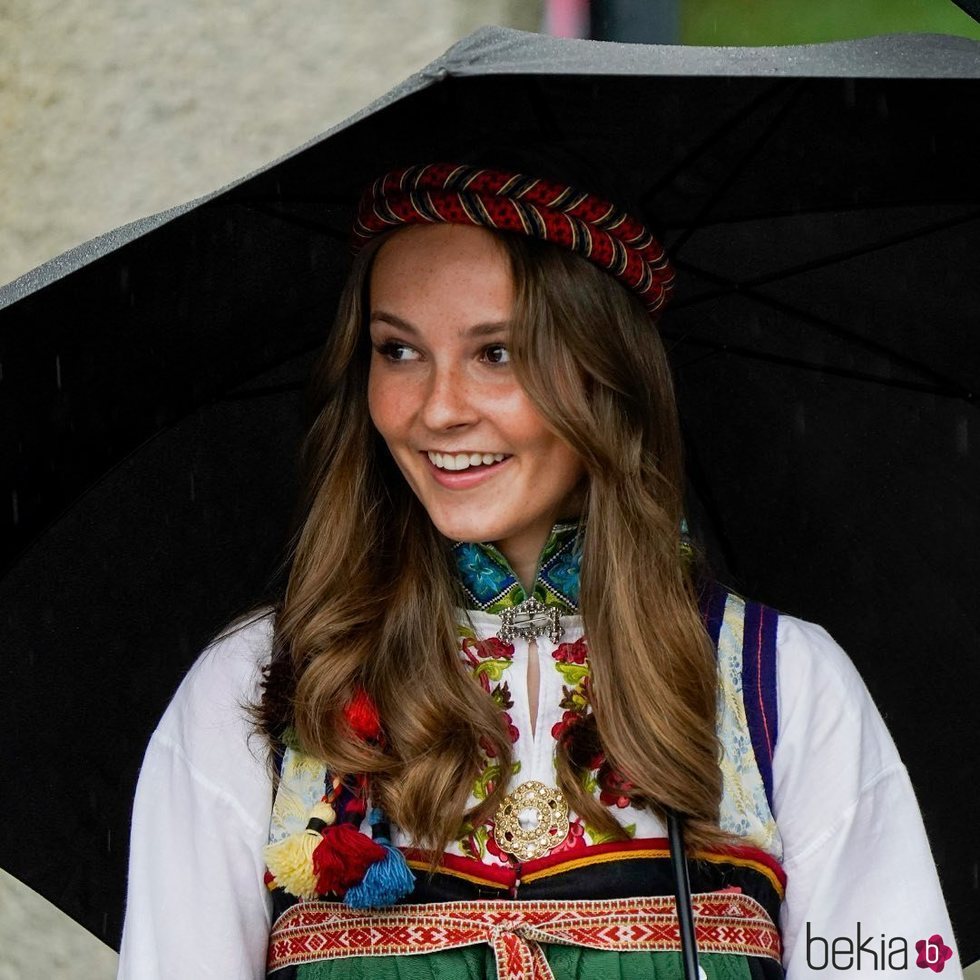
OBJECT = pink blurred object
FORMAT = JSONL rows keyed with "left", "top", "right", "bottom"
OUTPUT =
{"left": 544, "top": 0, "right": 590, "bottom": 38}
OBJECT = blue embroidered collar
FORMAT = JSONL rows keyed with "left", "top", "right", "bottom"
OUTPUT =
{"left": 451, "top": 521, "right": 582, "bottom": 615}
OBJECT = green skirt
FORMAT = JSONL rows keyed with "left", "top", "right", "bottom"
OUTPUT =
{"left": 294, "top": 947, "right": 752, "bottom": 979}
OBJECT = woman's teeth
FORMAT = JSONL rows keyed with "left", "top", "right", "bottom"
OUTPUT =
{"left": 427, "top": 451, "right": 506, "bottom": 472}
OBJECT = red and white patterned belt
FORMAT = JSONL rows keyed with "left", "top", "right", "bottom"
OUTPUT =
{"left": 267, "top": 892, "right": 782, "bottom": 979}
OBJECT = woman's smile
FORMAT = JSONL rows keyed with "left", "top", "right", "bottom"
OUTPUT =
{"left": 425, "top": 450, "right": 509, "bottom": 471}
{"left": 423, "top": 450, "right": 512, "bottom": 489}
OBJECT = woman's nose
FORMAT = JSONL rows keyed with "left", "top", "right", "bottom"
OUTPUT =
{"left": 420, "top": 363, "right": 478, "bottom": 430}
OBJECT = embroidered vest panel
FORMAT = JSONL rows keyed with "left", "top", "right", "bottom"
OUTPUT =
{"left": 267, "top": 583, "right": 783, "bottom": 862}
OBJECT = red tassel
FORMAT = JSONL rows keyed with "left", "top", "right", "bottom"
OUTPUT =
{"left": 344, "top": 688, "right": 383, "bottom": 742}
{"left": 312, "top": 823, "right": 386, "bottom": 895}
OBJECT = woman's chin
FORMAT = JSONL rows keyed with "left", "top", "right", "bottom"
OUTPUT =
{"left": 429, "top": 515, "right": 507, "bottom": 545}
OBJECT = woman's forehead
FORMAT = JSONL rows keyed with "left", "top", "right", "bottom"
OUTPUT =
{"left": 372, "top": 223, "right": 506, "bottom": 271}
{"left": 369, "top": 224, "right": 514, "bottom": 329}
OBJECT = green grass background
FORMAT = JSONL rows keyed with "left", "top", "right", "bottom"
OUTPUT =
{"left": 682, "top": 0, "right": 980, "bottom": 44}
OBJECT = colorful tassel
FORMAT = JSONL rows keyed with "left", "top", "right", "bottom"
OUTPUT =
{"left": 344, "top": 688, "right": 383, "bottom": 742}
{"left": 264, "top": 799, "right": 337, "bottom": 900}
{"left": 312, "top": 822, "right": 387, "bottom": 894}
{"left": 344, "top": 809, "right": 416, "bottom": 908}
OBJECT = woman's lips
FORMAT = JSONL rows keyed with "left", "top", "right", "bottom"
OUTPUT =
{"left": 423, "top": 452, "right": 511, "bottom": 489}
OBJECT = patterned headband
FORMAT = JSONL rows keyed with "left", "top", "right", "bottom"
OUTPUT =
{"left": 352, "top": 163, "right": 674, "bottom": 316}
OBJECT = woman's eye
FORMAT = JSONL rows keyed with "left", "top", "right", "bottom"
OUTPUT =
{"left": 376, "top": 341, "right": 420, "bottom": 362}
{"left": 483, "top": 344, "right": 510, "bottom": 365}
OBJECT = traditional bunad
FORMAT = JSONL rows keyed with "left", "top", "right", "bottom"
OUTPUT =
{"left": 117, "top": 161, "right": 961, "bottom": 979}
{"left": 262, "top": 523, "right": 786, "bottom": 979}
{"left": 117, "top": 531, "right": 960, "bottom": 978}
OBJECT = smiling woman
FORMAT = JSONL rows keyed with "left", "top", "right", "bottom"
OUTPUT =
{"left": 117, "top": 162, "right": 961, "bottom": 979}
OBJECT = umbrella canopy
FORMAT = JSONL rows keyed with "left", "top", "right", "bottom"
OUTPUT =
{"left": 1, "top": 28, "right": 978, "bottom": 957}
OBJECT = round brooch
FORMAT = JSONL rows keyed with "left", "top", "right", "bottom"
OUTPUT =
{"left": 492, "top": 780, "right": 570, "bottom": 861}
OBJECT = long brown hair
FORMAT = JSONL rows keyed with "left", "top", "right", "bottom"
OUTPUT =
{"left": 260, "top": 228, "right": 724, "bottom": 853}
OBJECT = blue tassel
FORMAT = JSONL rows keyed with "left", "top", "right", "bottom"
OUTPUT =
{"left": 343, "top": 809, "right": 416, "bottom": 908}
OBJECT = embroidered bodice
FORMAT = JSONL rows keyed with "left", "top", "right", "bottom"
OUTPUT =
{"left": 450, "top": 523, "right": 782, "bottom": 865}
{"left": 269, "top": 522, "right": 783, "bottom": 873}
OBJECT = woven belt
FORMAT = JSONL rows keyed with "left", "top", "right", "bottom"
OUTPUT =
{"left": 267, "top": 892, "right": 782, "bottom": 978}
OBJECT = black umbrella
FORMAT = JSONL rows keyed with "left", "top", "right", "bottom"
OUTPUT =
{"left": 2, "top": 28, "right": 978, "bottom": 960}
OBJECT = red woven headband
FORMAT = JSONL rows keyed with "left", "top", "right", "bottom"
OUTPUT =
{"left": 352, "top": 163, "right": 674, "bottom": 316}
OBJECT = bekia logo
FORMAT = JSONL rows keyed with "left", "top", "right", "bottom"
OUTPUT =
{"left": 915, "top": 935, "right": 954, "bottom": 973}
{"left": 806, "top": 923, "right": 954, "bottom": 972}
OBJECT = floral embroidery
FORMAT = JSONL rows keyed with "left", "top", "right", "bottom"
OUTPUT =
{"left": 549, "top": 816, "right": 588, "bottom": 854}
{"left": 597, "top": 763, "right": 636, "bottom": 809}
{"left": 451, "top": 529, "right": 782, "bottom": 867}
{"left": 549, "top": 637, "right": 639, "bottom": 836}
{"left": 458, "top": 820, "right": 491, "bottom": 861}
{"left": 483, "top": 681, "right": 519, "bottom": 754}
{"left": 266, "top": 543, "right": 784, "bottom": 879}
{"left": 474, "top": 760, "right": 517, "bottom": 800}
{"left": 460, "top": 633, "right": 515, "bottom": 691}
{"left": 552, "top": 638, "right": 592, "bottom": 743}
{"left": 551, "top": 708, "right": 582, "bottom": 743}
{"left": 551, "top": 637, "right": 592, "bottom": 734}
{"left": 454, "top": 542, "right": 515, "bottom": 607}
{"left": 547, "top": 550, "right": 580, "bottom": 599}
{"left": 457, "top": 624, "right": 521, "bottom": 860}
{"left": 484, "top": 824, "right": 508, "bottom": 860}
{"left": 553, "top": 636, "right": 588, "bottom": 667}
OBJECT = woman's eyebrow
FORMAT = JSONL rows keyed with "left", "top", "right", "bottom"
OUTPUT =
{"left": 369, "top": 310, "right": 418, "bottom": 334}
{"left": 369, "top": 311, "right": 510, "bottom": 338}
{"left": 466, "top": 321, "right": 511, "bottom": 338}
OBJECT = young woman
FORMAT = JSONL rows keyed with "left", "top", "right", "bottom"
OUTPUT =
{"left": 118, "top": 164, "right": 960, "bottom": 979}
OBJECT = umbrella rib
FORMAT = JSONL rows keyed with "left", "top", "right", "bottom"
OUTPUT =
{"left": 640, "top": 80, "right": 797, "bottom": 212}
{"left": 673, "top": 207, "right": 980, "bottom": 297}
{"left": 666, "top": 81, "right": 808, "bottom": 258}
{"left": 668, "top": 336, "right": 976, "bottom": 402}
{"left": 667, "top": 261, "right": 974, "bottom": 397}
{"left": 661, "top": 198, "right": 978, "bottom": 231}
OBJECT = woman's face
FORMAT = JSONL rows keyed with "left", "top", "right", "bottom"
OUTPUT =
{"left": 367, "top": 223, "right": 586, "bottom": 577}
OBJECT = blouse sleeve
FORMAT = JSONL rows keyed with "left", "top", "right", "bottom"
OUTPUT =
{"left": 773, "top": 615, "right": 963, "bottom": 979}
{"left": 117, "top": 616, "right": 275, "bottom": 979}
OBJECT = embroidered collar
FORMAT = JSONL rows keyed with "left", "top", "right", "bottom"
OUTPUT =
{"left": 452, "top": 522, "right": 582, "bottom": 615}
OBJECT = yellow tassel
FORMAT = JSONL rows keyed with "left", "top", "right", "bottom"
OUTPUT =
{"left": 264, "top": 800, "right": 337, "bottom": 899}
{"left": 309, "top": 800, "right": 338, "bottom": 825}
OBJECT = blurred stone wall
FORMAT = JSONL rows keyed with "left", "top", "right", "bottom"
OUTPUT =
{"left": 0, "top": 3, "right": 540, "bottom": 974}
{"left": 0, "top": 0, "right": 541, "bottom": 288}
